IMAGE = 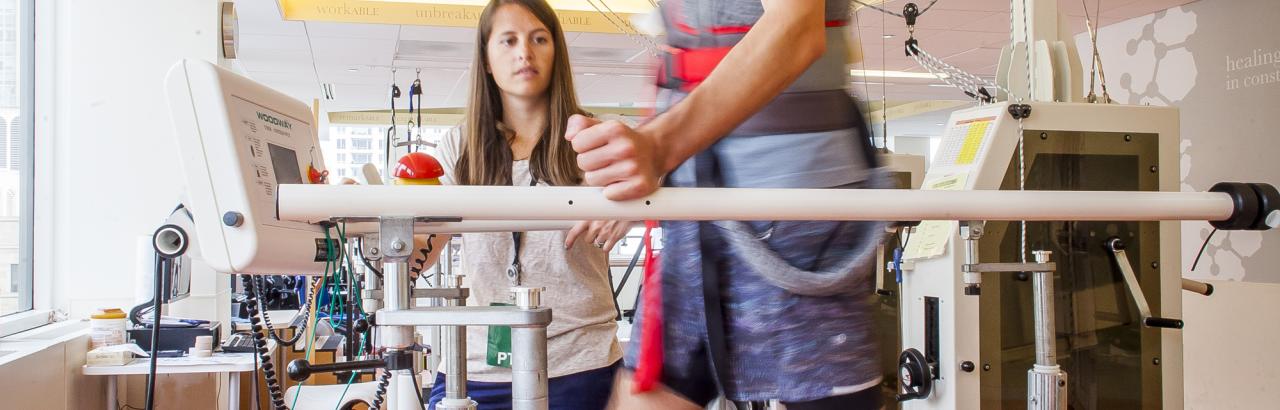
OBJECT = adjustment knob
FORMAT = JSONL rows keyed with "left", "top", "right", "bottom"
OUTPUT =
{"left": 287, "top": 359, "right": 313, "bottom": 382}
{"left": 223, "top": 211, "right": 244, "bottom": 227}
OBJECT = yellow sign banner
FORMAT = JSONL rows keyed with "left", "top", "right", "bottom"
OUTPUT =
{"left": 328, "top": 106, "right": 647, "bottom": 126}
{"left": 278, "top": 0, "right": 645, "bottom": 34}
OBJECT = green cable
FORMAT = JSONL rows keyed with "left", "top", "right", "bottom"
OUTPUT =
{"left": 336, "top": 222, "right": 369, "bottom": 355}
{"left": 292, "top": 225, "right": 339, "bottom": 410}
{"left": 332, "top": 335, "right": 367, "bottom": 410}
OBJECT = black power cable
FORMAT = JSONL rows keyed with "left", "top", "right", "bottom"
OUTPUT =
{"left": 410, "top": 370, "right": 428, "bottom": 410}
{"left": 243, "top": 274, "right": 289, "bottom": 409}
{"left": 370, "top": 370, "right": 393, "bottom": 409}
{"left": 1190, "top": 228, "right": 1218, "bottom": 272}
{"left": 252, "top": 275, "right": 308, "bottom": 347}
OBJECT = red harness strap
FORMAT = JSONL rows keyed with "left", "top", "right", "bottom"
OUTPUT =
{"left": 656, "top": 20, "right": 849, "bottom": 92}
{"left": 632, "top": 220, "right": 663, "bottom": 393}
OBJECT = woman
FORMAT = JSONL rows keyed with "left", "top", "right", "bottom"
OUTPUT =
{"left": 422, "top": 0, "right": 627, "bottom": 408}
{"left": 567, "top": 0, "right": 886, "bottom": 409}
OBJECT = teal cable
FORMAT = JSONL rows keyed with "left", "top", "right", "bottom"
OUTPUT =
{"left": 332, "top": 336, "right": 367, "bottom": 410}
{"left": 292, "top": 225, "right": 338, "bottom": 410}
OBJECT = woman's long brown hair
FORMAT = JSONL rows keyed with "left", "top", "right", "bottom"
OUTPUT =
{"left": 456, "top": 0, "right": 585, "bottom": 186}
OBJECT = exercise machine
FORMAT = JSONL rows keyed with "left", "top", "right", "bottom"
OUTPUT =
{"left": 165, "top": 60, "right": 1277, "bottom": 410}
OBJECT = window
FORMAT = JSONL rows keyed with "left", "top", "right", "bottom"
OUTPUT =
{"left": 351, "top": 153, "right": 372, "bottom": 164}
{"left": 335, "top": 138, "right": 346, "bottom": 149}
{"left": 337, "top": 153, "right": 346, "bottom": 162}
{"left": 1, "top": 0, "right": 33, "bottom": 318}
{"left": 352, "top": 138, "right": 372, "bottom": 150}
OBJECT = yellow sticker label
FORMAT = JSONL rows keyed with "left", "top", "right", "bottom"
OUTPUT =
{"left": 955, "top": 120, "right": 990, "bottom": 165}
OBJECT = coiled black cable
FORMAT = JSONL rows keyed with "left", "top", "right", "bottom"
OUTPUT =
{"left": 242, "top": 274, "right": 288, "bottom": 409}
{"left": 370, "top": 369, "right": 393, "bottom": 409}
{"left": 252, "top": 275, "right": 309, "bottom": 347}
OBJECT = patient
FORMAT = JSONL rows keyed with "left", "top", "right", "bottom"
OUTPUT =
{"left": 419, "top": 0, "right": 626, "bottom": 408}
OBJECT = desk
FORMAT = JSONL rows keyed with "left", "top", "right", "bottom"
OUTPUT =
{"left": 83, "top": 340, "right": 276, "bottom": 410}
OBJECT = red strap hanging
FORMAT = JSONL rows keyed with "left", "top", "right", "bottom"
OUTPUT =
{"left": 632, "top": 220, "right": 663, "bottom": 393}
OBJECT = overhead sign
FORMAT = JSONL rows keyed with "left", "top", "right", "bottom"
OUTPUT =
{"left": 278, "top": 0, "right": 650, "bottom": 34}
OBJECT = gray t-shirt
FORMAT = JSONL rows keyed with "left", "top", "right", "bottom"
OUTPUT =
{"left": 434, "top": 128, "right": 622, "bottom": 382}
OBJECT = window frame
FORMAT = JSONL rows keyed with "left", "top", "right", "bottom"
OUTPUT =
{"left": 1, "top": 0, "right": 43, "bottom": 337}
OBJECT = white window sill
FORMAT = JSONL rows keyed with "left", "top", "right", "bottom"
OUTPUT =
{"left": 0, "top": 318, "right": 89, "bottom": 367}
{"left": 0, "top": 309, "right": 55, "bottom": 338}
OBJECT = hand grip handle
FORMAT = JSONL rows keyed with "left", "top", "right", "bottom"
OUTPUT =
{"left": 286, "top": 358, "right": 385, "bottom": 382}
{"left": 1144, "top": 317, "right": 1184, "bottom": 329}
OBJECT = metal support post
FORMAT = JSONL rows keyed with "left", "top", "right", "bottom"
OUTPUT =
{"left": 1027, "top": 250, "right": 1067, "bottom": 410}
{"left": 510, "top": 286, "right": 549, "bottom": 410}
{"left": 437, "top": 274, "right": 476, "bottom": 410}
{"left": 380, "top": 217, "right": 415, "bottom": 350}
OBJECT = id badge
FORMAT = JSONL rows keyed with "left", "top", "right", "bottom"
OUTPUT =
{"left": 486, "top": 302, "right": 514, "bottom": 368}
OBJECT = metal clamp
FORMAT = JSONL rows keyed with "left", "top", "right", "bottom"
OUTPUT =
{"left": 960, "top": 221, "right": 984, "bottom": 295}
{"left": 511, "top": 286, "right": 543, "bottom": 310}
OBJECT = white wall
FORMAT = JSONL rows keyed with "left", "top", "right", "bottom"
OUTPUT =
{"left": 1182, "top": 281, "right": 1280, "bottom": 409}
{"left": 43, "top": 0, "right": 228, "bottom": 321}
{"left": 21, "top": 1, "right": 231, "bottom": 409}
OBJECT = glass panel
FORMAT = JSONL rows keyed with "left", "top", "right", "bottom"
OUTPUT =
{"left": 980, "top": 131, "right": 1162, "bottom": 409}
{"left": 0, "top": 0, "right": 29, "bottom": 317}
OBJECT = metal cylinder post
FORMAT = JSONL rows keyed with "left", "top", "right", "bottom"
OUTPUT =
{"left": 1031, "top": 251, "right": 1056, "bottom": 365}
{"left": 511, "top": 286, "right": 548, "bottom": 410}
{"left": 511, "top": 326, "right": 549, "bottom": 410}
{"left": 1027, "top": 250, "right": 1067, "bottom": 410}
{"left": 381, "top": 261, "right": 414, "bottom": 349}
{"left": 437, "top": 275, "right": 474, "bottom": 409}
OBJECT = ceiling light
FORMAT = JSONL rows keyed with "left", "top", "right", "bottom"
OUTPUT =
{"left": 882, "top": 34, "right": 896, "bottom": 39}
{"left": 346, "top": 68, "right": 359, "bottom": 72}
{"left": 850, "top": 69, "right": 946, "bottom": 79}
{"left": 935, "top": 123, "right": 946, "bottom": 126}
{"left": 582, "top": 73, "right": 598, "bottom": 76}
{"left": 927, "top": 84, "right": 954, "bottom": 87}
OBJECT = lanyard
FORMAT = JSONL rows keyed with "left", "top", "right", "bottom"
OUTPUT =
{"left": 506, "top": 176, "right": 538, "bottom": 287}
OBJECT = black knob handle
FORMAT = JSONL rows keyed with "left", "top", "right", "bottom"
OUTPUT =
{"left": 1105, "top": 237, "right": 1125, "bottom": 251}
{"left": 287, "top": 359, "right": 312, "bottom": 382}
{"left": 287, "top": 358, "right": 386, "bottom": 382}
{"left": 1144, "top": 317, "right": 1184, "bottom": 329}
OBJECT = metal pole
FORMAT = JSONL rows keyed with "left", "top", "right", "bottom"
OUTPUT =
{"left": 1031, "top": 251, "right": 1056, "bottom": 366}
{"left": 1027, "top": 250, "right": 1067, "bottom": 410}
{"left": 437, "top": 274, "right": 476, "bottom": 410}
{"left": 278, "top": 185, "right": 1236, "bottom": 224}
{"left": 510, "top": 286, "right": 548, "bottom": 410}
{"left": 381, "top": 217, "right": 420, "bottom": 410}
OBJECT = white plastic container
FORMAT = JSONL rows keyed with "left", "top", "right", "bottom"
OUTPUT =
{"left": 90, "top": 308, "right": 128, "bottom": 350}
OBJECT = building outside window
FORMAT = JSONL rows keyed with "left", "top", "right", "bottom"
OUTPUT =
{"left": 1, "top": 0, "right": 34, "bottom": 319}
